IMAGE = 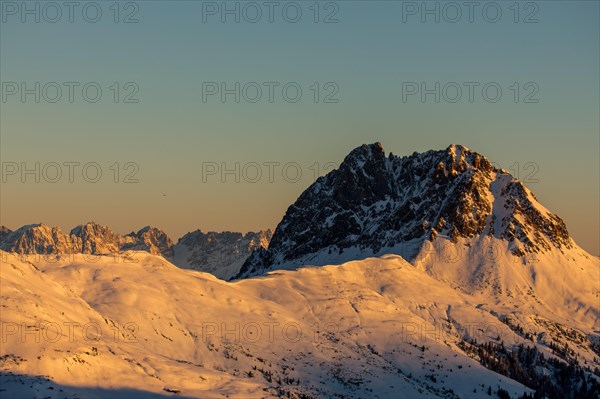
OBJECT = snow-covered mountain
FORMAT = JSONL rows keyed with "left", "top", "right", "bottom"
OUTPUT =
{"left": 0, "top": 222, "right": 271, "bottom": 280}
{"left": 237, "top": 143, "right": 574, "bottom": 279}
{"left": 0, "top": 143, "right": 597, "bottom": 398}
{"left": 173, "top": 230, "right": 272, "bottom": 280}
{"left": 0, "top": 250, "right": 597, "bottom": 398}
{"left": 235, "top": 143, "right": 599, "bottom": 342}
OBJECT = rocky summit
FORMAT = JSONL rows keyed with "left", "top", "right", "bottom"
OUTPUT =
{"left": 237, "top": 143, "right": 572, "bottom": 278}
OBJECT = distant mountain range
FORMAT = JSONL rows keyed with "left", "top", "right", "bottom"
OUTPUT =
{"left": 0, "top": 222, "right": 271, "bottom": 280}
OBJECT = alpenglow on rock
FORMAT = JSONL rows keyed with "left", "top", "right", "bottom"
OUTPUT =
{"left": 0, "top": 222, "right": 271, "bottom": 279}
{"left": 0, "top": 224, "right": 80, "bottom": 255}
{"left": 0, "top": 222, "right": 175, "bottom": 258}
{"left": 70, "top": 222, "right": 121, "bottom": 255}
{"left": 121, "top": 226, "right": 175, "bottom": 258}
{"left": 236, "top": 143, "right": 573, "bottom": 278}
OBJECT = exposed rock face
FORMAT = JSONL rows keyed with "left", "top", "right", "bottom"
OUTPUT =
{"left": 495, "top": 180, "right": 571, "bottom": 255}
{"left": 122, "top": 226, "right": 175, "bottom": 258}
{"left": 237, "top": 143, "right": 573, "bottom": 278}
{"left": 0, "top": 222, "right": 174, "bottom": 258}
{"left": 0, "top": 224, "right": 80, "bottom": 255}
{"left": 173, "top": 230, "right": 272, "bottom": 280}
{"left": 70, "top": 222, "right": 120, "bottom": 255}
{"left": 0, "top": 226, "right": 13, "bottom": 242}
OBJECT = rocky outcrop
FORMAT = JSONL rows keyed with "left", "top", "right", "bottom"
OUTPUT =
{"left": 121, "top": 226, "right": 175, "bottom": 258}
{"left": 70, "top": 222, "right": 120, "bottom": 255}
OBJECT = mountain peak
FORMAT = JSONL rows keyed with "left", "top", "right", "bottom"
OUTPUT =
{"left": 69, "top": 222, "right": 119, "bottom": 254}
{"left": 69, "top": 221, "right": 110, "bottom": 236}
{"left": 237, "top": 143, "right": 573, "bottom": 279}
{"left": 342, "top": 142, "right": 386, "bottom": 165}
{"left": 137, "top": 225, "right": 154, "bottom": 234}
{"left": 120, "top": 225, "right": 174, "bottom": 257}
{"left": 446, "top": 143, "right": 470, "bottom": 155}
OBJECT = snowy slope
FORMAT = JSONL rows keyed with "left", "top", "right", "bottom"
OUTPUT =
{"left": 1, "top": 250, "right": 598, "bottom": 398}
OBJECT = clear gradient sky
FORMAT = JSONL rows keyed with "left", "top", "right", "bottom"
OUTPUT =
{"left": 1, "top": 1, "right": 598, "bottom": 255}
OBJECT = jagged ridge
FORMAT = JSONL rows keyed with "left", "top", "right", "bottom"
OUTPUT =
{"left": 237, "top": 143, "right": 572, "bottom": 278}
{"left": 0, "top": 222, "right": 271, "bottom": 279}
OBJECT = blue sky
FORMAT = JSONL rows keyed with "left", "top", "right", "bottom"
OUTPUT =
{"left": 1, "top": 1, "right": 599, "bottom": 254}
